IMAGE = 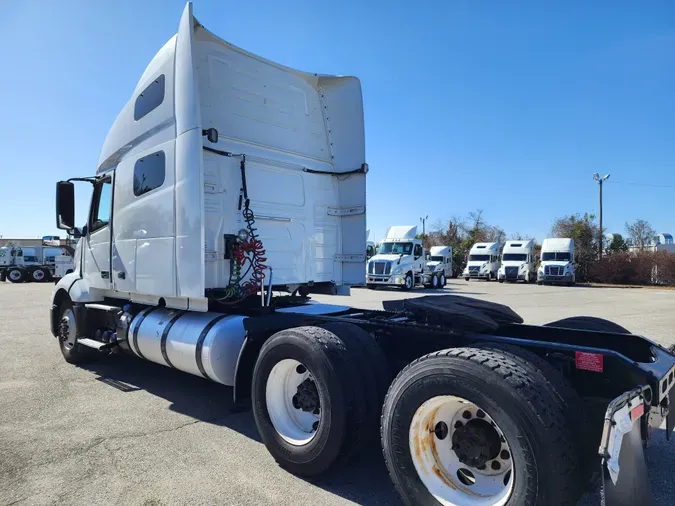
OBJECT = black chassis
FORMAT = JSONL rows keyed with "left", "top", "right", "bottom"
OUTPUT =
{"left": 237, "top": 297, "right": 675, "bottom": 469}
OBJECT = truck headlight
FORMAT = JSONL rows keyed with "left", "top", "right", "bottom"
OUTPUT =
{"left": 393, "top": 267, "right": 403, "bottom": 275}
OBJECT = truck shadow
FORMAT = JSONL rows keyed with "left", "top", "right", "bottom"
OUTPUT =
{"left": 79, "top": 354, "right": 403, "bottom": 505}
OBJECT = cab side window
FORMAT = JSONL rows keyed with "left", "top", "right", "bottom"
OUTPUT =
{"left": 414, "top": 244, "right": 423, "bottom": 257}
{"left": 90, "top": 180, "right": 112, "bottom": 233}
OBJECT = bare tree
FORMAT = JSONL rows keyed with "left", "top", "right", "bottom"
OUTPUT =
{"left": 625, "top": 219, "right": 655, "bottom": 251}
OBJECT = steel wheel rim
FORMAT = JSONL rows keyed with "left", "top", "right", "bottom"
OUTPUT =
{"left": 409, "top": 395, "right": 514, "bottom": 506}
{"left": 440, "top": 274, "right": 446, "bottom": 286}
{"left": 406, "top": 275, "right": 413, "bottom": 289}
{"left": 60, "top": 309, "right": 77, "bottom": 350}
{"left": 9, "top": 270, "right": 21, "bottom": 281}
{"left": 266, "top": 358, "right": 321, "bottom": 445}
{"left": 33, "top": 270, "right": 45, "bottom": 281}
{"left": 432, "top": 275, "right": 438, "bottom": 288}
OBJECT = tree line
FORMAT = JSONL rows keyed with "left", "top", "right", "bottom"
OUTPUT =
{"left": 416, "top": 210, "right": 671, "bottom": 285}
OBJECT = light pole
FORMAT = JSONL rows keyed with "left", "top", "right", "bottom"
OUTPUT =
{"left": 420, "top": 215, "right": 428, "bottom": 238}
{"left": 593, "top": 173, "right": 610, "bottom": 260}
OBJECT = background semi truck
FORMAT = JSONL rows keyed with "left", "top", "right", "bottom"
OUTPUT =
{"left": 498, "top": 239, "right": 536, "bottom": 283}
{"left": 0, "top": 244, "right": 74, "bottom": 283}
{"left": 538, "top": 238, "right": 576, "bottom": 285}
{"left": 423, "top": 245, "right": 452, "bottom": 288}
{"left": 49, "top": 4, "right": 675, "bottom": 505}
{"left": 463, "top": 241, "right": 501, "bottom": 281}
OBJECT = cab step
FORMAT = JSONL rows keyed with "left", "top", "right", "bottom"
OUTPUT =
{"left": 84, "top": 303, "right": 122, "bottom": 313}
{"left": 77, "top": 338, "right": 117, "bottom": 351}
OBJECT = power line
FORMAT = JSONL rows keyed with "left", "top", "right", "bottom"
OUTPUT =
{"left": 606, "top": 180, "right": 674, "bottom": 189}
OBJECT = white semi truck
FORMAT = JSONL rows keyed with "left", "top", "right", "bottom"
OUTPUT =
{"left": 498, "top": 239, "right": 536, "bottom": 283}
{"left": 463, "top": 242, "right": 501, "bottom": 281}
{"left": 538, "top": 238, "right": 576, "bottom": 285}
{"left": 366, "top": 226, "right": 426, "bottom": 290}
{"left": 48, "top": 5, "right": 675, "bottom": 505}
{"left": 423, "top": 245, "right": 453, "bottom": 287}
{"left": 0, "top": 245, "right": 74, "bottom": 283}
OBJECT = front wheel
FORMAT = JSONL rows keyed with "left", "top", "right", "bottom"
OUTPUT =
{"left": 430, "top": 274, "right": 439, "bottom": 289}
{"left": 439, "top": 273, "right": 446, "bottom": 287}
{"left": 7, "top": 268, "right": 24, "bottom": 283}
{"left": 57, "top": 299, "right": 96, "bottom": 364}
{"left": 382, "top": 348, "right": 579, "bottom": 506}
{"left": 402, "top": 273, "right": 413, "bottom": 291}
{"left": 464, "top": 277, "right": 470, "bottom": 282}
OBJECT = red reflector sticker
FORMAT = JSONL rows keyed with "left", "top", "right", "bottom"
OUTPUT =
{"left": 630, "top": 403, "right": 645, "bottom": 421}
{"left": 575, "top": 352, "right": 604, "bottom": 373}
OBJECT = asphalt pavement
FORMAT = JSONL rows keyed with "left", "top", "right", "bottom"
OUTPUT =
{"left": 1, "top": 281, "right": 674, "bottom": 506}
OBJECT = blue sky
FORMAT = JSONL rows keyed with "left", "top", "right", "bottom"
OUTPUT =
{"left": 1, "top": 1, "right": 673, "bottom": 243}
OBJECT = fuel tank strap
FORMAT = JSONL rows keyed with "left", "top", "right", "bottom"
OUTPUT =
{"left": 131, "top": 307, "right": 160, "bottom": 359}
{"left": 160, "top": 311, "right": 187, "bottom": 368}
{"left": 195, "top": 314, "right": 229, "bottom": 380}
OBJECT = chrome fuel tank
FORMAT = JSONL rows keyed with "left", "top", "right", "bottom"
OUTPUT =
{"left": 128, "top": 307, "right": 246, "bottom": 385}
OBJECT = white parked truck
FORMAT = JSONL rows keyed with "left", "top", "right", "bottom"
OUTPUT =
{"left": 0, "top": 245, "right": 74, "bottom": 283}
{"left": 463, "top": 242, "right": 501, "bottom": 281}
{"left": 422, "top": 245, "right": 452, "bottom": 288}
{"left": 48, "top": 5, "right": 675, "bottom": 506}
{"left": 538, "top": 238, "right": 575, "bottom": 285}
{"left": 366, "top": 226, "right": 431, "bottom": 290}
{"left": 498, "top": 239, "right": 536, "bottom": 283}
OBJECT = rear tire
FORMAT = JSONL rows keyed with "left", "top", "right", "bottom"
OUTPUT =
{"left": 252, "top": 326, "right": 369, "bottom": 477}
{"left": 31, "top": 267, "right": 48, "bottom": 282}
{"left": 381, "top": 347, "right": 580, "bottom": 506}
{"left": 7, "top": 268, "right": 24, "bottom": 283}
{"left": 545, "top": 316, "right": 630, "bottom": 334}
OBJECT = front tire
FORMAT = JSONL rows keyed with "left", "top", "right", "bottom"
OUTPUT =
{"left": 402, "top": 273, "right": 413, "bottom": 291}
{"left": 464, "top": 277, "right": 470, "bottom": 282}
{"left": 430, "top": 274, "right": 439, "bottom": 289}
{"left": 57, "top": 299, "right": 95, "bottom": 364}
{"left": 439, "top": 273, "right": 446, "bottom": 287}
{"left": 382, "top": 348, "right": 579, "bottom": 506}
{"left": 7, "top": 268, "right": 24, "bottom": 283}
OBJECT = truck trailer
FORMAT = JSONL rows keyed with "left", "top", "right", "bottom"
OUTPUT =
{"left": 50, "top": 5, "right": 674, "bottom": 505}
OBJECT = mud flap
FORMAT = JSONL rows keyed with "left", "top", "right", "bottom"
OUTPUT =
{"left": 599, "top": 388, "right": 654, "bottom": 506}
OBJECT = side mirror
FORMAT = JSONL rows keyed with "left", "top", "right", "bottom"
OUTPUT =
{"left": 56, "top": 181, "right": 75, "bottom": 230}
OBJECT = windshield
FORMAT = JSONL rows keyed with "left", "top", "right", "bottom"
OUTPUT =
{"left": 469, "top": 254, "right": 490, "bottom": 262}
{"left": 542, "top": 252, "right": 571, "bottom": 261}
{"left": 429, "top": 256, "right": 444, "bottom": 262}
{"left": 503, "top": 253, "right": 527, "bottom": 262}
{"left": 379, "top": 242, "right": 413, "bottom": 255}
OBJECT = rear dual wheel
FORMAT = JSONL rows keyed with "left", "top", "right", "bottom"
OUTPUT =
{"left": 252, "top": 324, "right": 388, "bottom": 477}
{"left": 381, "top": 347, "right": 581, "bottom": 506}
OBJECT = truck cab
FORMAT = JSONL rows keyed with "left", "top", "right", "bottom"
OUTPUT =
{"left": 537, "top": 238, "right": 575, "bottom": 285}
{"left": 463, "top": 242, "right": 500, "bottom": 281}
{"left": 422, "top": 245, "right": 452, "bottom": 288}
{"left": 498, "top": 239, "right": 535, "bottom": 283}
{"left": 366, "top": 226, "right": 425, "bottom": 290}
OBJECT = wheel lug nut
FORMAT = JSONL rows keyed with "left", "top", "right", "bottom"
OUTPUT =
{"left": 476, "top": 409, "right": 486, "bottom": 419}
{"left": 500, "top": 450, "right": 510, "bottom": 460}
{"left": 296, "top": 365, "right": 307, "bottom": 374}
{"left": 434, "top": 421, "right": 449, "bottom": 440}
{"left": 454, "top": 421, "right": 463, "bottom": 429}
{"left": 462, "top": 410, "right": 472, "bottom": 419}
{"left": 491, "top": 461, "right": 501, "bottom": 470}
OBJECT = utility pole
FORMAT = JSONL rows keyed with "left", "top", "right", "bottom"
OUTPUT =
{"left": 593, "top": 173, "right": 610, "bottom": 260}
{"left": 420, "top": 215, "right": 428, "bottom": 238}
